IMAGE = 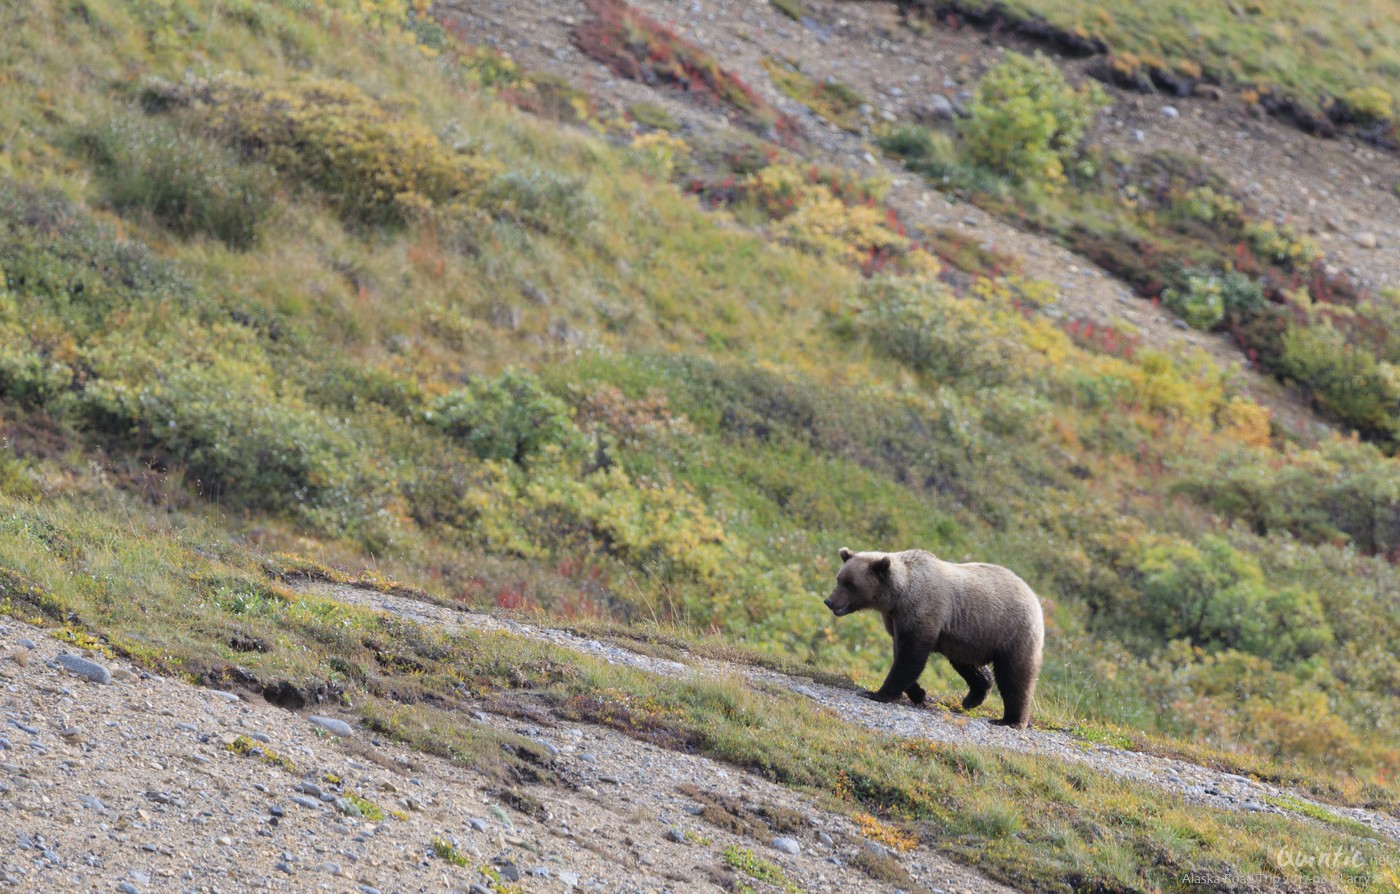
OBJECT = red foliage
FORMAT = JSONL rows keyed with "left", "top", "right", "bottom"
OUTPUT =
{"left": 573, "top": 0, "right": 797, "bottom": 143}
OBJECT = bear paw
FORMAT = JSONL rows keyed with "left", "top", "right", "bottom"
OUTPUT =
{"left": 862, "top": 689, "right": 898, "bottom": 703}
{"left": 906, "top": 683, "right": 926, "bottom": 706}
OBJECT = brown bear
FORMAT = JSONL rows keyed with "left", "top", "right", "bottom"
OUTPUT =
{"left": 824, "top": 547, "right": 1044, "bottom": 728}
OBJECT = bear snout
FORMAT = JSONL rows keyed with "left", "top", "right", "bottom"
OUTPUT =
{"left": 824, "top": 596, "right": 849, "bottom": 616}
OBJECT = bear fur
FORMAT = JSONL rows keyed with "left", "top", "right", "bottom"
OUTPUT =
{"left": 824, "top": 547, "right": 1044, "bottom": 729}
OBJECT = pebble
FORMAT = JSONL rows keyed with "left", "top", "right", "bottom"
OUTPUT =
{"left": 665, "top": 827, "right": 686, "bottom": 843}
{"left": 469, "top": 817, "right": 490, "bottom": 833}
{"left": 56, "top": 653, "right": 111, "bottom": 685}
{"left": 498, "top": 863, "right": 521, "bottom": 882}
{"left": 1162, "top": 105, "right": 1179, "bottom": 119}
{"left": 249, "top": 732, "right": 272, "bottom": 743}
{"left": 559, "top": 870, "right": 581, "bottom": 888}
{"left": 119, "top": 883, "right": 140, "bottom": 894}
{"left": 79, "top": 794, "right": 106, "bottom": 811}
{"left": 291, "top": 795, "right": 322, "bottom": 809}
{"left": 208, "top": 690, "right": 240, "bottom": 702}
{"left": 1356, "top": 232, "right": 1379, "bottom": 249}
{"left": 307, "top": 715, "right": 354, "bottom": 737}
{"left": 360, "top": 887, "right": 382, "bottom": 894}
{"left": 597, "top": 774, "right": 621, "bottom": 784}
{"left": 818, "top": 831, "right": 834, "bottom": 846}
{"left": 468, "top": 885, "right": 492, "bottom": 894}
{"left": 216, "top": 836, "right": 233, "bottom": 847}
{"left": 17, "top": 638, "right": 36, "bottom": 650}
{"left": 772, "top": 837, "right": 801, "bottom": 855}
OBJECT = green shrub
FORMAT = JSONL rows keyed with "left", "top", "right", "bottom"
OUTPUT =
{"left": 73, "top": 326, "right": 356, "bottom": 513}
{"left": 853, "top": 277, "right": 1024, "bottom": 386}
{"left": 1280, "top": 325, "right": 1400, "bottom": 445}
{"left": 427, "top": 369, "right": 583, "bottom": 464}
{"left": 480, "top": 169, "right": 598, "bottom": 237}
{"left": 1132, "top": 536, "right": 1332, "bottom": 662}
{"left": 1161, "top": 269, "right": 1263, "bottom": 330}
{"left": 75, "top": 112, "right": 274, "bottom": 249}
{"left": 958, "top": 51, "right": 1108, "bottom": 188}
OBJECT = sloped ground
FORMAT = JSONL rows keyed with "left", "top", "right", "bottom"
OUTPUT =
{"left": 0, "top": 616, "right": 1017, "bottom": 894}
{"left": 300, "top": 581, "right": 1400, "bottom": 845}
{"left": 440, "top": 0, "right": 1400, "bottom": 438}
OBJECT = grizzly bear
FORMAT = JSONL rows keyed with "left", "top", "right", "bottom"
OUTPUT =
{"left": 825, "top": 547, "right": 1044, "bottom": 728}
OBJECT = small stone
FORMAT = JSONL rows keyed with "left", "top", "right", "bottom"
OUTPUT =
{"left": 208, "top": 690, "right": 240, "bottom": 703}
{"left": 216, "top": 836, "right": 233, "bottom": 847}
{"left": 498, "top": 863, "right": 521, "bottom": 882}
{"left": 79, "top": 795, "right": 106, "bottom": 811}
{"left": 597, "top": 774, "right": 621, "bottom": 785}
{"left": 249, "top": 732, "right": 272, "bottom": 743}
{"left": 818, "top": 831, "right": 834, "bottom": 846}
{"left": 276, "top": 861, "right": 293, "bottom": 874}
{"left": 129, "top": 871, "right": 151, "bottom": 884}
{"left": 307, "top": 716, "right": 354, "bottom": 737}
{"left": 665, "top": 827, "right": 686, "bottom": 843}
{"left": 1356, "top": 232, "right": 1379, "bottom": 249}
{"left": 919, "top": 93, "right": 956, "bottom": 122}
{"left": 56, "top": 653, "right": 111, "bottom": 685}
{"left": 269, "top": 805, "right": 285, "bottom": 818}
{"left": 1172, "top": 319, "right": 1190, "bottom": 330}
{"left": 359, "top": 887, "right": 382, "bottom": 894}
{"left": 1132, "top": 128, "right": 1145, "bottom": 142}
{"left": 291, "top": 795, "right": 321, "bottom": 809}
{"left": 559, "top": 870, "right": 581, "bottom": 888}
{"left": 119, "top": 883, "right": 140, "bottom": 894}
{"left": 17, "top": 638, "right": 36, "bottom": 650}
{"left": 1162, "top": 105, "right": 1179, "bottom": 119}
{"left": 176, "top": 722, "right": 199, "bottom": 733}
{"left": 469, "top": 817, "right": 490, "bottom": 833}
{"left": 469, "top": 885, "right": 492, "bottom": 894}
{"left": 772, "top": 837, "right": 801, "bottom": 856}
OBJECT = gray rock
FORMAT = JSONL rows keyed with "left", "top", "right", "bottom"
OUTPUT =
{"left": 1132, "top": 129, "right": 1146, "bottom": 142}
{"left": 276, "top": 861, "right": 293, "bottom": 874}
{"left": 119, "top": 883, "right": 140, "bottom": 894}
{"left": 208, "top": 690, "right": 240, "bottom": 702}
{"left": 818, "top": 831, "right": 834, "bottom": 846}
{"left": 1356, "top": 232, "right": 1379, "bottom": 249}
{"left": 249, "top": 732, "right": 272, "bottom": 743}
{"left": 56, "top": 654, "right": 110, "bottom": 685}
{"left": 16, "top": 638, "right": 36, "bottom": 650}
{"left": 559, "top": 870, "right": 581, "bottom": 888}
{"left": 469, "top": 885, "right": 492, "bottom": 894}
{"left": 498, "top": 863, "right": 521, "bottom": 882}
{"left": 359, "top": 887, "right": 382, "bottom": 894}
{"left": 176, "top": 722, "right": 199, "bottom": 733}
{"left": 307, "top": 715, "right": 353, "bottom": 737}
{"left": 296, "top": 782, "right": 325, "bottom": 799}
{"left": 598, "top": 774, "right": 621, "bottom": 785}
{"left": 772, "top": 837, "right": 801, "bottom": 855}
{"left": 665, "top": 827, "right": 686, "bottom": 843}
{"left": 1162, "top": 105, "right": 1180, "bottom": 119}
{"left": 129, "top": 871, "right": 151, "bottom": 884}
{"left": 919, "top": 93, "right": 956, "bottom": 122}
{"left": 291, "top": 795, "right": 321, "bottom": 809}
{"left": 469, "top": 817, "right": 490, "bottom": 833}
{"left": 79, "top": 795, "right": 106, "bottom": 811}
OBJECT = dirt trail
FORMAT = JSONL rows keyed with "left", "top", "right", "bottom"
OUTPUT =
{"left": 0, "top": 613, "right": 1017, "bottom": 894}
{"left": 302, "top": 580, "right": 1400, "bottom": 845}
{"left": 437, "top": 0, "right": 1400, "bottom": 439}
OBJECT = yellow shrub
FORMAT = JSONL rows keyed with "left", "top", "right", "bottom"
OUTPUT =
{"left": 147, "top": 74, "right": 488, "bottom": 223}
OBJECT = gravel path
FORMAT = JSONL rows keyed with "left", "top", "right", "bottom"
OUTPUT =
{"left": 0, "top": 614, "right": 1020, "bottom": 894}
{"left": 302, "top": 581, "right": 1400, "bottom": 844}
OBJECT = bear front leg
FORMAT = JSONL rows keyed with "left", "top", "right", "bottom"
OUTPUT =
{"left": 866, "top": 637, "right": 931, "bottom": 703}
{"left": 950, "top": 661, "right": 993, "bottom": 710}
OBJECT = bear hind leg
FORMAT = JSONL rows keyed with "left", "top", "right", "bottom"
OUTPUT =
{"left": 951, "top": 662, "right": 993, "bottom": 710}
{"left": 991, "top": 656, "right": 1039, "bottom": 729}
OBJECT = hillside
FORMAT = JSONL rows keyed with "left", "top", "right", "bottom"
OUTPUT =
{"left": 2, "top": 0, "right": 1400, "bottom": 892}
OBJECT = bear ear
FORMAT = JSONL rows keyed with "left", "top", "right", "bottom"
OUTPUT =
{"left": 870, "top": 556, "right": 891, "bottom": 579}
{"left": 839, "top": 547, "right": 854, "bottom": 562}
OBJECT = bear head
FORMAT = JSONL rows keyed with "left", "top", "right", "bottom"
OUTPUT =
{"left": 825, "top": 547, "right": 892, "bottom": 617}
